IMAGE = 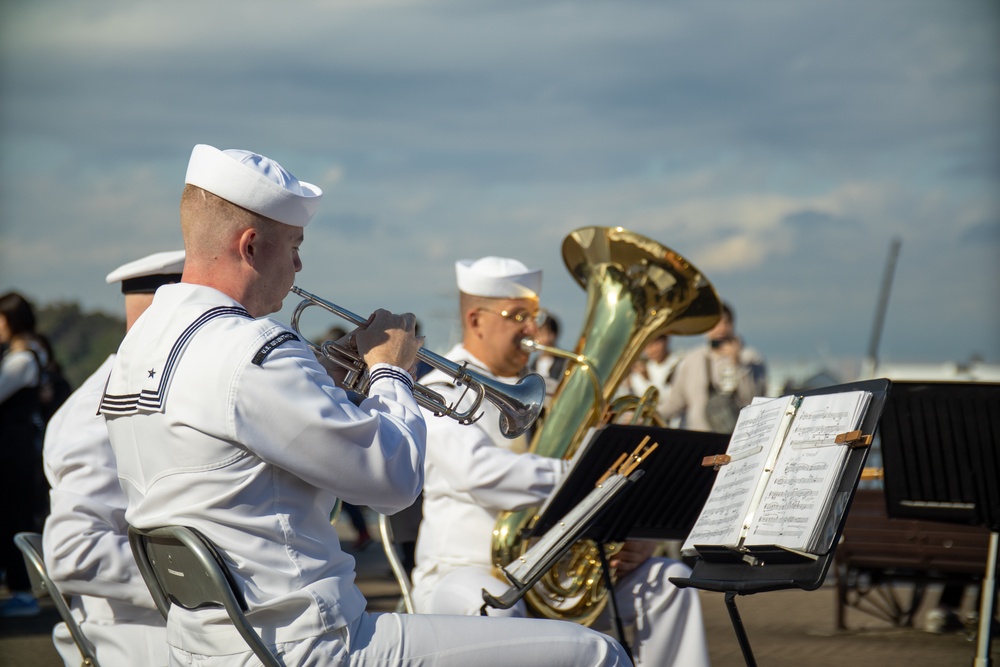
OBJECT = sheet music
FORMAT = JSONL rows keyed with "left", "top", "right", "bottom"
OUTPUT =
{"left": 681, "top": 395, "right": 797, "bottom": 554}
{"left": 743, "top": 391, "right": 872, "bottom": 551}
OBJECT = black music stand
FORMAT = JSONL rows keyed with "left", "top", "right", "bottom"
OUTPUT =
{"left": 533, "top": 425, "right": 732, "bottom": 541}
{"left": 669, "top": 379, "right": 892, "bottom": 667}
{"left": 482, "top": 424, "right": 730, "bottom": 656}
{"left": 879, "top": 381, "right": 1000, "bottom": 667}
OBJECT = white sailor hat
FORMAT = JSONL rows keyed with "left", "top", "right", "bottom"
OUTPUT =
{"left": 455, "top": 256, "right": 542, "bottom": 299}
{"left": 184, "top": 144, "right": 322, "bottom": 228}
{"left": 105, "top": 250, "right": 186, "bottom": 294}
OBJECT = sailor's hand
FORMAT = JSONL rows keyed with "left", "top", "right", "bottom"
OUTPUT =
{"left": 609, "top": 540, "right": 656, "bottom": 575}
{"left": 355, "top": 309, "right": 422, "bottom": 371}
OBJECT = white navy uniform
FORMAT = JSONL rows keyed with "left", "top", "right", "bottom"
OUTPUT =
{"left": 413, "top": 343, "right": 712, "bottom": 667}
{"left": 101, "top": 283, "right": 627, "bottom": 667}
{"left": 43, "top": 355, "right": 167, "bottom": 666}
{"left": 628, "top": 353, "right": 682, "bottom": 401}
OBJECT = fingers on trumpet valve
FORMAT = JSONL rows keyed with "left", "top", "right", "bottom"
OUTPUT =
{"left": 355, "top": 309, "right": 422, "bottom": 370}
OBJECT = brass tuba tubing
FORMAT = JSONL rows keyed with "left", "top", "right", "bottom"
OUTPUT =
{"left": 519, "top": 338, "right": 606, "bottom": 417}
{"left": 289, "top": 286, "right": 545, "bottom": 439}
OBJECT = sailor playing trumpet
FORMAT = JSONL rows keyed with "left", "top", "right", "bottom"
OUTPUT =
{"left": 100, "top": 144, "right": 628, "bottom": 666}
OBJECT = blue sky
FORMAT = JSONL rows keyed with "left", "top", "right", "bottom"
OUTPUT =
{"left": 1, "top": 1, "right": 997, "bottom": 372}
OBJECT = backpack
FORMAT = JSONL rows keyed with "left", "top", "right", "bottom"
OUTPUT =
{"left": 31, "top": 349, "right": 73, "bottom": 422}
{"left": 704, "top": 356, "right": 741, "bottom": 434}
{"left": 705, "top": 385, "right": 741, "bottom": 434}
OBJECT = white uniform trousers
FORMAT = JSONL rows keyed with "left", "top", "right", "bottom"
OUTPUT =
{"left": 165, "top": 610, "right": 630, "bottom": 666}
{"left": 54, "top": 617, "right": 167, "bottom": 667}
{"left": 416, "top": 557, "right": 710, "bottom": 667}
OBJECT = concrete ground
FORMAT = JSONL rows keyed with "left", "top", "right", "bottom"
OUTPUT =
{"left": 1, "top": 525, "right": 994, "bottom": 667}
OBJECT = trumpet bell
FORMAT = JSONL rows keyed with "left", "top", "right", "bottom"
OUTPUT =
{"left": 486, "top": 372, "right": 546, "bottom": 439}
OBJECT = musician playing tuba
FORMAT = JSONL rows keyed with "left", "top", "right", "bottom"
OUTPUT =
{"left": 411, "top": 256, "right": 711, "bottom": 667}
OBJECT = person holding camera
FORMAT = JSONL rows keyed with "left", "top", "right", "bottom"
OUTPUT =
{"left": 657, "top": 302, "right": 767, "bottom": 433}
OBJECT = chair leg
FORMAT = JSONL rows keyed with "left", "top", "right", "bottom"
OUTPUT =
{"left": 378, "top": 514, "right": 416, "bottom": 614}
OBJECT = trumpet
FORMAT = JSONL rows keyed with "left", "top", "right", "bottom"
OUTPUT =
{"left": 289, "top": 286, "right": 545, "bottom": 439}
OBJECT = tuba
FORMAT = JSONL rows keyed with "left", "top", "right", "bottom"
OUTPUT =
{"left": 490, "top": 226, "right": 721, "bottom": 625}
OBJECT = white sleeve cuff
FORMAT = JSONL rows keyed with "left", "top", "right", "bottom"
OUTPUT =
{"left": 368, "top": 363, "right": 414, "bottom": 392}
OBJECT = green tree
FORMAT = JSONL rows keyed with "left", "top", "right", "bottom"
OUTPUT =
{"left": 36, "top": 302, "right": 125, "bottom": 389}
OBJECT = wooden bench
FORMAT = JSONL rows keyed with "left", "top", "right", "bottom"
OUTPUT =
{"left": 834, "top": 487, "right": 991, "bottom": 629}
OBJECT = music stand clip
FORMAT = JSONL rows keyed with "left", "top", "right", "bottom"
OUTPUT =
{"left": 834, "top": 430, "right": 873, "bottom": 448}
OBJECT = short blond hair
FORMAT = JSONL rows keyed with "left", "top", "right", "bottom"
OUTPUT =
{"left": 458, "top": 292, "right": 494, "bottom": 328}
{"left": 180, "top": 184, "right": 270, "bottom": 254}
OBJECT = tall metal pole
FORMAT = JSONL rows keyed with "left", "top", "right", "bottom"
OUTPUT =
{"left": 973, "top": 531, "right": 997, "bottom": 667}
{"left": 860, "top": 238, "right": 902, "bottom": 379}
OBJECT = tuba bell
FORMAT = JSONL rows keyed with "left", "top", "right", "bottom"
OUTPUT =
{"left": 490, "top": 226, "right": 721, "bottom": 625}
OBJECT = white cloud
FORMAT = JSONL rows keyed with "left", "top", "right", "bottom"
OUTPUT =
{"left": 696, "top": 235, "right": 772, "bottom": 274}
{"left": 1, "top": 0, "right": 997, "bottom": 365}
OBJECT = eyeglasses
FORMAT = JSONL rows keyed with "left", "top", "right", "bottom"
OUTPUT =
{"left": 477, "top": 307, "right": 547, "bottom": 326}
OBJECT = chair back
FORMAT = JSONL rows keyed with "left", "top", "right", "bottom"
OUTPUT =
{"left": 127, "top": 525, "right": 281, "bottom": 667}
{"left": 13, "top": 532, "right": 101, "bottom": 667}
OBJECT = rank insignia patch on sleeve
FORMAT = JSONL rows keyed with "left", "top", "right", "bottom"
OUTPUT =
{"left": 253, "top": 331, "right": 299, "bottom": 366}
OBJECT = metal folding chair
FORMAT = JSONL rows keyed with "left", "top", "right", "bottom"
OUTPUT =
{"left": 13, "top": 532, "right": 101, "bottom": 667}
{"left": 127, "top": 525, "right": 281, "bottom": 667}
{"left": 377, "top": 513, "right": 416, "bottom": 613}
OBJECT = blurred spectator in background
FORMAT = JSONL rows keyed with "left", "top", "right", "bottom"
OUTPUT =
{"left": 0, "top": 292, "right": 53, "bottom": 616}
{"left": 627, "top": 334, "right": 682, "bottom": 424}
{"left": 658, "top": 302, "right": 767, "bottom": 433}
